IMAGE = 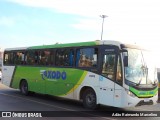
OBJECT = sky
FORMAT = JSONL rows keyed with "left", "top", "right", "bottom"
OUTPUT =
{"left": 0, "top": 0, "right": 160, "bottom": 51}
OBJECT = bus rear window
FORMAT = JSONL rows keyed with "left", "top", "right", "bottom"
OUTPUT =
{"left": 4, "top": 51, "right": 26, "bottom": 65}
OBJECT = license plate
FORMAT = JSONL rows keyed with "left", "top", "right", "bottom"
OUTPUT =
{"left": 144, "top": 98, "right": 150, "bottom": 102}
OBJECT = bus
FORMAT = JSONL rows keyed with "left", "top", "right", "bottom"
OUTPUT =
{"left": 2, "top": 40, "right": 158, "bottom": 109}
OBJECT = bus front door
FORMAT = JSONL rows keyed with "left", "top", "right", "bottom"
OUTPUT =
{"left": 99, "top": 47, "right": 118, "bottom": 106}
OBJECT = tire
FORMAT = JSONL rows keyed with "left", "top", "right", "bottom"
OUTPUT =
{"left": 20, "top": 80, "right": 29, "bottom": 95}
{"left": 82, "top": 88, "right": 97, "bottom": 109}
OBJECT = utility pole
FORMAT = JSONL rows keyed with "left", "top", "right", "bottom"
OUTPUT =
{"left": 100, "top": 15, "right": 108, "bottom": 40}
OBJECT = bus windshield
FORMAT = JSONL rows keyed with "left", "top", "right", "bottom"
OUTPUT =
{"left": 124, "top": 48, "right": 157, "bottom": 85}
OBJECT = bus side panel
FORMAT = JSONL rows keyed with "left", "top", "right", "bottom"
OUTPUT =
{"left": 43, "top": 68, "right": 86, "bottom": 97}
{"left": 2, "top": 66, "right": 15, "bottom": 87}
{"left": 11, "top": 66, "right": 88, "bottom": 97}
{"left": 11, "top": 66, "right": 46, "bottom": 94}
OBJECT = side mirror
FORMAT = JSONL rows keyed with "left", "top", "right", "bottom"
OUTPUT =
{"left": 121, "top": 50, "right": 128, "bottom": 67}
{"left": 124, "top": 56, "right": 128, "bottom": 67}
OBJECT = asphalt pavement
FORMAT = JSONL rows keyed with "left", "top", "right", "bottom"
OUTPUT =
{"left": 0, "top": 82, "right": 160, "bottom": 120}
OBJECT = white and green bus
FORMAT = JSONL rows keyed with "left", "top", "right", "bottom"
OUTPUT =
{"left": 2, "top": 40, "right": 158, "bottom": 109}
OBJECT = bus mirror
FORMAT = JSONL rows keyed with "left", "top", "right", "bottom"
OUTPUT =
{"left": 124, "top": 56, "right": 128, "bottom": 67}
{"left": 120, "top": 49, "right": 127, "bottom": 52}
{"left": 122, "top": 50, "right": 128, "bottom": 67}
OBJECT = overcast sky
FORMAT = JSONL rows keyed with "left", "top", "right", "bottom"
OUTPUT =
{"left": 0, "top": 0, "right": 160, "bottom": 51}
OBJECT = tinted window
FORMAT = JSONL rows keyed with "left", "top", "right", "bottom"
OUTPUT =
{"left": 76, "top": 48, "right": 98, "bottom": 67}
{"left": 4, "top": 51, "right": 25, "bottom": 65}
{"left": 14, "top": 51, "right": 25, "bottom": 64}
{"left": 55, "top": 49, "right": 74, "bottom": 67}
{"left": 102, "top": 53, "right": 116, "bottom": 80}
{"left": 39, "top": 50, "right": 54, "bottom": 65}
{"left": 26, "top": 50, "right": 35, "bottom": 65}
{"left": 26, "top": 50, "right": 54, "bottom": 66}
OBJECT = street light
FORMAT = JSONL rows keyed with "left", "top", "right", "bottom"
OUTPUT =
{"left": 100, "top": 15, "right": 108, "bottom": 40}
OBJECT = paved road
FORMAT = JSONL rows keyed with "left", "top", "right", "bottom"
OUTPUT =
{"left": 0, "top": 82, "right": 160, "bottom": 120}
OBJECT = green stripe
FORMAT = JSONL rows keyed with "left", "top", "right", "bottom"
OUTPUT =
{"left": 129, "top": 86, "right": 158, "bottom": 98}
{"left": 60, "top": 71, "right": 88, "bottom": 96}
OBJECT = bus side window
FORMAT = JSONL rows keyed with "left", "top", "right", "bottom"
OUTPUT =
{"left": 27, "top": 50, "right": 35, "bottom": 65}
{"left": 21, "top": 52, "right": 25, "bottom": 64}
{"left": 68, "top": 50, "right": 74, "bottom": 66}
{"left": 102, "top": 54, "right": 116, "bottom": 80}
{"left": 4, "top": 53, "right": 9, "bottom": 64}
{"left": 49, "top": 50, "right": 54, "bottom": 65}
{"left": 56, "top": 49, "right": 63, "bottom": 66}
{"left": 6, "top": 52, "right": 14, "bottom": 65}
{"left": 14, "top": 51, "right": 25, "bottom": 65}
{"left": 76, "top": 48, "right": 98, "bottom": 67}
{"left": 40, "top": 50, "right": 51, "bottom": 65}
{"left": 55, "top": 49, "right": 74, "bottom": 67}
{"left": 34, "top": 51, "right": 39, "bottom": 64}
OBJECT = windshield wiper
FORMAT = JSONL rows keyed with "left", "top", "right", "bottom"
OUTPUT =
{"left": 136, "top": 78, "right": 142, "bottom": 86}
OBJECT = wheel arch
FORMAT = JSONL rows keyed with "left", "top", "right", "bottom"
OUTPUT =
{"left": 79, "top": 86, "right": 97, "bottom": 100}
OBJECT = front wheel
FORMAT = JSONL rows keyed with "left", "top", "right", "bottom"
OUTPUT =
{"left": 82, "top": 89, "right": 97, "bottom": 109}
{"left": 20, "top": 80, "right": 29, "bottom": 95}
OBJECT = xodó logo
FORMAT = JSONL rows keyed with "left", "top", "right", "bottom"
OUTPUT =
{"left": 40, "top": 70, "right": 67, "bottom": 80}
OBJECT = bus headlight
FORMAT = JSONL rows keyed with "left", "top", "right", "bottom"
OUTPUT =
{"left": 125, "top": 89, "right": 136, "bottom": 98}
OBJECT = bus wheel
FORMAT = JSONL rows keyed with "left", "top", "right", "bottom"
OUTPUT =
{"left": 20, "top": 80, "right": 28, "bottom": 95}
{"left": 82, "top": 88, "right": 97, "bottom": 109}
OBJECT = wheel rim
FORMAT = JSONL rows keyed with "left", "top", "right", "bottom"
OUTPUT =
{"left": 86, "top": 93, "right": 95, "bottom": 105}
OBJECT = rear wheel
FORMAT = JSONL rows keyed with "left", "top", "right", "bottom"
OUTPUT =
{"left": 20, "top": 80, "right": 29, "bottom": 95}
{"left": 82, "top": 88, "right": 97, "bottom": 109}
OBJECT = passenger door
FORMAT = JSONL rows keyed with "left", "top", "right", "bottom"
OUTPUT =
{"left": 99, "top": 47, "right": 117, "bottom": 106}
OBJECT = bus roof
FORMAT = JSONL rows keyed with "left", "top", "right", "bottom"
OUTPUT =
{"left": 4, "top": 47, "right": 28, "bottom": 51}
{"left": 28, "top": 40, "right": 124, "bottom": 50}
{"left": 4, "top": 40, "right": 142, "bottom": 51}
